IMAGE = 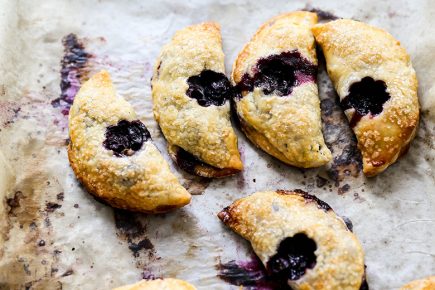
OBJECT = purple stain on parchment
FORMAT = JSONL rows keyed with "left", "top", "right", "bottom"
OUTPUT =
{"left": 217, "top": 256, "right": 290, "bottom": 290}
{"left": 52, "top": 34, "right": 92, "bottom": 115}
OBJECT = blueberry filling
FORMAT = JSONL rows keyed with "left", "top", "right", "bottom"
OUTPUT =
{"left": 267, "top": 233, "right": 317, "bottom": 281}
{"left": 236, "top": 51, "right": 317, "bottom": 98}
{"left": 341, "top": 77, "right": 390, "bottom": 128}
{"left": 103, "top": 120, "right": 151, "bottom": 157}
{"left": 175, "top": 146, "right": 209, "bottom": 173}
{"left": 186, "top": 70, "right": 234, "bottom": 107}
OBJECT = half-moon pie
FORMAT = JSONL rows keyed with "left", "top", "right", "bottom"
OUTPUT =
{"left": 231, "top": 12, "right": 332, "bottom": 168}
{"left": 312, "top": 19, "right": 419, "bottom": 176}
{"left": 218, "top": 190, "right": 366, "bottom": 289}
{"left": 68, "top": 71, "right": 191, "bottom": 213}
{"left": 152, "top": 22, "right": 243, "bottom": 178}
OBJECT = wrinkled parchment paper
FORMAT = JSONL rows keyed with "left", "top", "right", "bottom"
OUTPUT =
{"left": 0, "top": 0, "right": 434, "bottom": 289}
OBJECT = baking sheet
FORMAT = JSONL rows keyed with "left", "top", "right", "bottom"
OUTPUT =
{"left": 0, "top": 0, "right": 434, "bottom": 289}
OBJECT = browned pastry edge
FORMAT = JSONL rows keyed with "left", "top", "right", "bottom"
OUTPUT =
{"left": 68, "top": 143, "right": 184, "bottom": 214}
{"left": 218, "top": 189, "right": 334, "bottom": 226}
{"left": 168, "top": 144, "right": 241, "bottom": 178}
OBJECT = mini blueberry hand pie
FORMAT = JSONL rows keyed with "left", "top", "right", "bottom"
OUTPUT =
{"left": 113, "top": 279, "right": 196, "bottom": 290}
{"left": 218, "top": 190, "right": 366, "bottom": 289}
{"left": 231, "top": 12, "right": 332, "bottom": 168}
{"left": 312, "top": 19, "right": 420, "bottom": 176}
{"left": 400, "top": 277, "right": 435, "bottom": 290}
{"left": 151, "top": 22, "right": 243, "bottom": 178}
{"left": 68, "top": 71, "right": 191, "bottom": 213}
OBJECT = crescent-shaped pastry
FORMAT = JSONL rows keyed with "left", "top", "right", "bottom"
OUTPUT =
{"left": 218, "top": 190, "right": 366, "bottom": 289}
{"left": 231, "top": 12, "right": 332, "bottom": 168}
{"left": 400, "top": 277, "right": 435, "bottom": 290}
{"left": 68, "top": 71, "right": 191, "bottom": 213}
{"left": 312, "top": 19, "right": 420, "bottom": 176}
{"left": 113, "top": 279, "right": 196, "bottom": 290}
{"left": 151, "top": 22, "right": 243, "bottom": 178}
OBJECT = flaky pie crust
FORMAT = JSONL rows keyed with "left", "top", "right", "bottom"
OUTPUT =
{"left": 232, "top": 12, "right": 332, "bottom": 168}
{"left": 312, "top": 19, "right": 420, "bottom": 176}
{"left": 151, "top": 22, "right": 242, "bottom": 176}
{"left": 219, "top": 190, "right": 365, "bottom": 290}
{"left": 68, "top": 71, "right": 191, "bottom": 213}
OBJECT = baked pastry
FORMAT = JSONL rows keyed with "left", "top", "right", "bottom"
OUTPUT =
{"left": 68, "top": 70, "right": 191, "bottom": 213}
{"left": 400, "top": 277, "right": 435, "bottom": 290}
{"left": 151, "top": 22, "right": 242, "bottom": 178}
{"left": 312, "top": 19, "right": 419, "bottom": 176}
{"left": 113, "top": 279, "right": 196, "bottom": 290}
{"left": 231, "top": 12, "right": 332, "bottom": 168}
{"left": 218, "top": 190, "right": 366, "bottom": 289}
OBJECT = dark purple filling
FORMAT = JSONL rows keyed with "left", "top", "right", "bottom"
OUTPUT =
{"left": 236, "top": 51, "right": 317, "bottom": 98}
{"left": 175, "top": 147, "right": 209, "bottom": 172}
{"left": 186, "top": 70, "right": 234, "bottom": 107}
{"left": 267, "top": 233, "right": 317, "bottom": 281}
{"left": 103, "top": 120, "right": 151, "bottom": 157}
{"left": 341, "top": 77, "right": 390, "bottom": 128}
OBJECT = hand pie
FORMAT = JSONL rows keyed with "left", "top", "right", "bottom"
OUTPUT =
{"left": 400, "top": 277, "right": 435, "bottom": 290}
{"left": 151, "top": 22, "right": 243, "bottom": 178}
{"left": 312, "top": 19, "right": 419, "bottom": 176}
{"left": 68, "top": 71, "right": 191, "bottom": 213}
{"left": 218, "top": 190, "right": 366, "bottom": 290}
{"left": 113, "top": 279, "right": 196, "bottom": 290}
{"left": 231, "top": 12, "right": 332, "bottom": 168}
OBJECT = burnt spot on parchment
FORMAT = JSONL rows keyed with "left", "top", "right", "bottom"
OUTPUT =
{"left": 338, "top": 184, "right": 350, "bottom": 195}
{"left": 1, "top": 134, "right": 70, "bottom": 288}
{"left": 2, "top": 178, "right": 69, "bottom": 288}
{"left": 317, "top": 47, "right": 362, "bottom": 186}
{"left": 182, "top": 177, "right": 210, "bottom": 195}
{"left": 1, "top": 105, "right": 21, "bottom": 127}
{"left": 51, "top": 33, "right": 92, "bottom": 115}
{"left": 6, "top": 190, "right": 24, "bottom": 216}
{"left": 45, "top": 202, "right": 62, "bottom": 213}
{"left": 303, "top": 6, "right": 340, "bottom": 21}
{"left": 113, "top": 209, "right": 158, "bottom": 270}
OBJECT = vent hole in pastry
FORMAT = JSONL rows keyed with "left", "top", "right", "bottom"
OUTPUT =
{"left": 341, "top": 77, "right": 390, "bottom": 128}
{"left": 236, "top": 51, "right": 317, "bottom": 97}
{"left": 103, "top": 120, "right": 151, "bottom": 157}
{"left": 186, "top": 70, "right": 234, "bottom": 107}
{"left": 267, "top": 233, "right": 317, "bottom": 281}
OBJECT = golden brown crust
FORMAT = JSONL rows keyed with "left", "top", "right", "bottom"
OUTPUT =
{"left": 151, "top": 22, "right": 242, "bottom": 177}
{"left": 218, "top": 190, "right": 365, "bottom": 290}
{"left": 400, "top": 277, "right": 435, "bottom": 290}
{"left": 113, "top": 279, "right": 197, "bottom": 290}
{"left": 312, "top": 19, "right": 420, "bottom": 176}
{"left": 231, "top": 12, "right": 332, "bottom": 168}
{"left": 68, "top": 71, "right": 191, "bottom": 213}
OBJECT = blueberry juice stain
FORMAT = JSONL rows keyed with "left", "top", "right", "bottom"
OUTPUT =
{"left": 103, "top": 120, "right": 151, "bottom": 157}
{"left": 186, "top": 70, "right": 234, "bottom": 107}
{"left": 341, "top": 77, "right": 390, "bottom": 128}
{"left": 52, "top": 33, "right": 91, "bottom": 115}
{"left": 236, "top": 51, "right": 317, "bottom": 98}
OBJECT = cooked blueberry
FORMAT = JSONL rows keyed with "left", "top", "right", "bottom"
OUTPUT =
{"left": 236, "top": 51, "right": 317, "bottom": 98}
{"left": 186, "top": 70, "right": 234, "bottom": 107}
{"left": 341, "top": 77, "right": 390, "bottom": 128}
{"left": 267, "top": 233, "right": 317, "bottom": 281}
{"left": 103, "top": 120, "right": 151, "bottom": 157}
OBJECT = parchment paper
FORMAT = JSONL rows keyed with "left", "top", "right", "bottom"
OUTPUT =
{"left": 0, "top": 0, "right": 434, "bottom": 289}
